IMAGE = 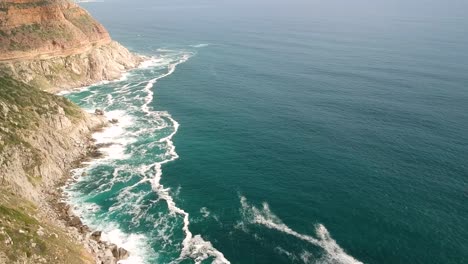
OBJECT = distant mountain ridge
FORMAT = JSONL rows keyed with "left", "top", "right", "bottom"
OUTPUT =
{"left": 0, "top": 0, "right": 142, "bottom": 92}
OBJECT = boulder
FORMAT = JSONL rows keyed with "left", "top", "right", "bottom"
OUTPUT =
{"left": 69, "top": 216, "right": 82, "bottom": 227}
{"left": 100, "top": 256, "right": 117, "bottom": 264}
{"left": 95, "top": 109, "right": 105, "bottom": 116}
{"left": 90, "top": 231, "right": 102, "bottom": 241}
{"left": 118, "top": 247, "right": 129, "bottom": 260}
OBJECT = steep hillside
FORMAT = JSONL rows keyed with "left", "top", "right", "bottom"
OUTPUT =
{"left": 0, "top": 77, "right": 105, "bottom": 202}
{"left": 0, "top": 1, "right": 140, "bottom": 262}
{"left": 0, "top": 77, "right": 107, "bottom": 263}
{"left": 0, "top": 0, "right": 110, "bottom": 61}
{"left": 0, "top": 0, "right": 142, "bottom": 92}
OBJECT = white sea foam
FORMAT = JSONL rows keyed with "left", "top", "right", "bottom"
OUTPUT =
{"left": 100, "top": 226, "right": 149, "bottom": 264}
{"left": 275, "top": 247, "right": 298, "bottom": 262}
{"left": 65, "top": 49, "right": 229, "bottom": 264}
{"left": 92, "top": 110, "right": 135, "bottom": 161}
{"left": 200, "top": 207, "right": 211, "bottom": 218}
{"left": 139, "top": 53, "right": 229, "bottom": 264}
{"left": 138, "top": 56, "right": 169, "bottom": 69}
{"left": 190, "top": 43, "right": 211, "bottom": 48}
{"left": 106, "top": 94, "right": 114, "bottom": 106}
{"left": 239, "top": 196, "right": 363, "bottom": 264}
{"left": 56, "top": 86, "right": 90, "bottom": 96}
{"left": 57, "top": 71, "right": 132, "bottom": 97}
{"left": 84, "top": 203, "right": 101, "bottom": 213}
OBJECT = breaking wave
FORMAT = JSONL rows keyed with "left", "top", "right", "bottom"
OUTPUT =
{"left": 65, "top": 48, "right": 229, "bottom": 264}
{"left": 239, "top": 196, "right": 362, "bottom": 264}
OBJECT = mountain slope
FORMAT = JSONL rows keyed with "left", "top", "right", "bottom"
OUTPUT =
{"left": 0, "top": 76, "right": 106, "bottom": 263}
{"left": 0, "top": 0, "right": 142, "bottom": 92}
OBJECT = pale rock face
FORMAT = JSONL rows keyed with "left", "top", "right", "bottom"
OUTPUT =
{"left": 0, "top": 41, "right": 143, "bottom": 92}
{"left": 0, "top": 105, "right": 106, "bottom": 203}
{"left": 0, "top": 0, "right": 143, "bottom": 92}
{"left": 0, "top": 1, "right": 139, "bottom": 262}
{"left": 0, "top": 0, "right": 111, "bottom": 61}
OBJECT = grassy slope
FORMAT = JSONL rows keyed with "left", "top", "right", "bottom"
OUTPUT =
{"left": 0, "top": 77, "right": 81, "bottom": 184}
{"left": 0, "top": 77, "right": 82, "bottom": 169}
{"left": 0, "top": 191, "right": 93, "bottom": 263}
{"left": 0, "top": 77, "right": 92, "bottom": 263}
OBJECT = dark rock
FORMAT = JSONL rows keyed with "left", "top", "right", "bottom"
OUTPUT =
{"left": 95, "top": 109, "right": 105, "bottom": 116}
{"left": 109, "top": 244, "right": 130, "bottom": 260}
{"left": 79, "top": 225, "right": 90, "bottom": 233}
{"left": 109, "top": 118, "right": 119, "bottom": 124}
{"left": 109, "top": 244, "right": 129, "bottom": 260}
{"left": 101, "top": 256, "right": 117, "bottom": 264}
{"left": 69, "top": 216, "right": 82, "bottom": 227}
{"left": 118, "top": 247, "right": 129, "bottom": 260}
{"left": 91, "top": 231, "right": 102, "bottom": 241}
{"left": 109, "top": 244, "right": 118, "bottom": 258}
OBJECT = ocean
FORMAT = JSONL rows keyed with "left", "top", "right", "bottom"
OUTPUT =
{"left": 64, "top": 0, "right": 468, "bottom": 263}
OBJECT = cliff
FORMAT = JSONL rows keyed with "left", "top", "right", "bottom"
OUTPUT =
{"left": 0, "top": 0, "right": 142, "bottom": 92}
{"left": 0, "top": 77, "right": 106, "bottom": 263}
{"left": 0, "top": 77, "right": 104, "bottom": 202}
{"left": 0, "top": 0, "right": 142, "bottom": 263}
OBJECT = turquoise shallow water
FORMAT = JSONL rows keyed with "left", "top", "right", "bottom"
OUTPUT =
{"left": 65, "top": 1, "right": 468, "bottom": 263}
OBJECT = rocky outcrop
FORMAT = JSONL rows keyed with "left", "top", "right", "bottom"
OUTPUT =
{"left": 0, "top": 77, "right": 110, "bottom": 263}
{"left": 0, "top": 41, "right": 142, "bottom": 93}
{"left": 0, "top": 0, "right": 143, "bottom": 92}
{"left": 0, "top": 76, "right": 105, "bottom": 206}
{"left": 0, "top": 0, "right": 111, "bottom": 61}
{"left": 0, "top": 1, "right": 140, "bottom": 262}
{"left": 52, "top": 201, "right": 130, "bottom": 264}
{"left": 0, "top": 77, "right": 132, "bottom": 264}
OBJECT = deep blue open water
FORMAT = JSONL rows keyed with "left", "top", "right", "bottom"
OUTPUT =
{"left": 65, "top": 0, "right": 468, "bottom": 263}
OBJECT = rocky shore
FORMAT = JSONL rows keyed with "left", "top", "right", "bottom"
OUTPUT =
{"left": 46, "top": 111, "right": 131, "bottom": 264}
{"left": 0, "top": 1, "right": 144, "bottom": 262}
{"left": 0, "top": 78, "right": 137, "bottom": 263}
{"left": 46, "top": 166, "right": 129, "bottom": 264}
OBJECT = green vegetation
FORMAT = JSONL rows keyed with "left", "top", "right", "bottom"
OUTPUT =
{"left": 0, "top": 192, "right": 92, "bottom": 263}
{"left": 0, "top": 77, "right": 82, "bottom": 125}
{"left": 64, "top": 11, "right": 98, "bottom": 35}
{"left": 0, "top": 202, "right": 45, "bottom": 261}
{"left": 0, "top": 1, "right": 51, "bottom": 10}
{"left": 0, "top": 77, "right": 83, "bottom": 179}
{"left": 7, "top": 23, "right": 74, "bottom": 46}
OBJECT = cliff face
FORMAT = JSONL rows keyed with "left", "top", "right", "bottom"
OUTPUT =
{"left": 0, "top": 0, "right": 111, "bottom": 61}
{"left": 0, "top": 41, "right": 141, "bottom": 93}
{"left": 0, "top": 77, "right": 105, "bottom": 202}
{"left": 0, "top": 77, "right": 106, "bottom": 263}
{"left": 0, "top": 0, "right": 142, "bottom": 91}
{"left": 0, "top": 1, "right": 139, "bottom": 262}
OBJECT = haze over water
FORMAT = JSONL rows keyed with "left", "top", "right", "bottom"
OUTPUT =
{"left": 66, "top": 0, "right": 468, "bottom": 263}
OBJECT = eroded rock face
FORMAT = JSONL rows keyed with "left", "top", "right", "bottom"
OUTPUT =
{"left": 0, "top": 0, "right": 143, "bottom": 92}
{"left": 0, "top": 0, "right": 111, "bottom": 61}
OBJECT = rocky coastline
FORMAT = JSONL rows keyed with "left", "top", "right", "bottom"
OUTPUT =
{"left": 0, "top": 1, "right": 145, "bottom": 262}
{"left": 45, "top": 122, "right": 131, "bottom": 264}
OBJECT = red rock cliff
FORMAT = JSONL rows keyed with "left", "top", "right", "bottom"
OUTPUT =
{"left": 0, "top": 0, "right": 111, "bottom": 61}
{"left": 0, "top": 0, "right": 143, "bottom": 92}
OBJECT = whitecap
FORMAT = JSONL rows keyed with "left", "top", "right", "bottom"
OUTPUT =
{"left": 200, "top": 207, "right": 211, "bottom": 218}
{"left": 239, "top": 196, "right": 362, "bottom": 264}
{"left": 190, "top": 43, "right": 211, "bottom": 48}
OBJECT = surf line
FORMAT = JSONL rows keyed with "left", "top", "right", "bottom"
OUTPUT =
{"left": 141, "top": 53, "right": 231, "bottom": 264}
